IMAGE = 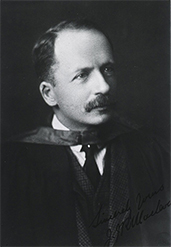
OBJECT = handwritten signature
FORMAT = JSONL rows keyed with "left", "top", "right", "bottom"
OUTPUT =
{"left": 88, "top": 184, "right": 170, "bottom": 245}
{"left": 89, "top": 198, "right": 130, "bottom": 228}
{"left": 104, "top": 199, "right": 170, "bottom": 245}
{"left": 136, "top": 184, "right": 164, "bottom": 210}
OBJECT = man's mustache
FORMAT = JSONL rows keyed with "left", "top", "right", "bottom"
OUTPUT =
{"left": 85, "top": 94, "right": 114, "bottom": 112}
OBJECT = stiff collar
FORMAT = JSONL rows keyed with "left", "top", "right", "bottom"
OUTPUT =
{"left": 52, "top": 115, "right": 69, "bottom": 131}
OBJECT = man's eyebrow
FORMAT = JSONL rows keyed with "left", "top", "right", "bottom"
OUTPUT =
{"left": 101, "top": 61, "right": 115, "bottom": 67}
{"left": 72, "top": 61, "right": 115, "bottom": 74}
{"left": 72, "top": 67, "right": 93, "bottom": 74}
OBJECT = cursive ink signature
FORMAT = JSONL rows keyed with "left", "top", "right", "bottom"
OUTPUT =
{"left": 104, "top": 199, "right": 170, "bottom": 245}
{"left": 136, "top": 184, "right": 164, "bottom": 210}
{"left": 88, "top": 184, "right": 170, "bottom": 245}
{"left": 89, "top": 199, "right": 131, "bottom": 228}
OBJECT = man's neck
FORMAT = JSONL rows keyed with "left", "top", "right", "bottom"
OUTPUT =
{"left": 52, "top": 114, "right": 105, "bottom": 132}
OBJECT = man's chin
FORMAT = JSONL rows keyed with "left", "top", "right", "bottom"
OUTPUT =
{"left": 88, "top": 111, "right": 112, "bottom": 126}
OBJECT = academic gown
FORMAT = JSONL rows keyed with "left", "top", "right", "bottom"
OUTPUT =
{"left": 1, "top": 123, "right": 170, "bottom": 246}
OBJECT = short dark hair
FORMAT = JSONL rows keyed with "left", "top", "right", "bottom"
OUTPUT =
{"left": 32, "top": 19, "right": 113, "bottom": 85}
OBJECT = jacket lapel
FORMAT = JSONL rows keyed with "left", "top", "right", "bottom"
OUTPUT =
{"left": 107, "top": 140, "right": 131, "bottom": 246}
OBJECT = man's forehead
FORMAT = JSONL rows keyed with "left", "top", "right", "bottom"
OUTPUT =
{"left": 55, "top": 27, "right": 106, "bottom": 40}
{"left": 53, "top": 29, "right": 113, "bottom": 66}
{"left": 54, "top": 29, "right": 112, "bottom": 52}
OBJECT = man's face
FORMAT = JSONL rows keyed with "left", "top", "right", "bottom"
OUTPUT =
{"left": 51, "top": 29, "right": 117, "bottom": 130}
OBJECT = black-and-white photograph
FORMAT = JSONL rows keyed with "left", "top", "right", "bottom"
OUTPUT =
{"left": 1, "top": 1, "right": 170, "bottom": 246}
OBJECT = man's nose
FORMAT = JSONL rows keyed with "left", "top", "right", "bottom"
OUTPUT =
{"left": 93, "top": 71, "right": 110, "bottom": 94}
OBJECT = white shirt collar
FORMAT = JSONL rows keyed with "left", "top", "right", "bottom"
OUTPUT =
{"left": 51, "top": 115, "right": 106, "bottom": 174}
{"left": 52, "top": 114, "right": 69, "bottom": 131}
{"left": 52, "top": 114, "right": 82, "bottom": 151}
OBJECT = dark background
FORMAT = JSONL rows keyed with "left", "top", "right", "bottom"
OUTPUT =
{"left": 1, "top": 1, "right": 170, "bottom": 141}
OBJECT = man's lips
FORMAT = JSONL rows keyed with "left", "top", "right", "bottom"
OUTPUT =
{"left": 92, "top": 104, "right": 111, "bottom": 110}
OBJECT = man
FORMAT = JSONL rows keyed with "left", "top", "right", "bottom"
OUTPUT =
{"left": 2, "top": 19, "right": 170, "bottom": 246}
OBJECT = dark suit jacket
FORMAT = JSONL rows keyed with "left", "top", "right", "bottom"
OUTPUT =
{"left": 1, "top": 127, "right": 170, "bottom": 246}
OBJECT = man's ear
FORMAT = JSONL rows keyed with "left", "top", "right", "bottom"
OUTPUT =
{"left": 39, "top": 82, "right": 58, "bottom": 106}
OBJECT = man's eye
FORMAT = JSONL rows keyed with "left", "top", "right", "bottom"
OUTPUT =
{"left": 103, "top": 66, "right": 115, "bottom": 75}
{"left": 73, "top": 72, "right": 87, "bottom": 80}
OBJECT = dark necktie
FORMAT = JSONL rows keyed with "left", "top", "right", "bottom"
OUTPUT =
{"left": 81, "top": 145, "right": 101, "bottom": 189}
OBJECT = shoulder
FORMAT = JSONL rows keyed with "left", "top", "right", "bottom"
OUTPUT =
{"left": 2, "top": 126, "right": 70, "bottom": 160}
{"left": 2, "top": 129, "right": 66, "bottom": 158}
{"left": 118, "top": 127, "right": 169, "bottom": 155}
{"left": 2, "top": 132, "right": 70, "bottom": 179}
{"left": 115, "top": 128, "right": 170, "bottom": 190}
{"left": 117, "top": 127, "right": 170, "bottom": 170}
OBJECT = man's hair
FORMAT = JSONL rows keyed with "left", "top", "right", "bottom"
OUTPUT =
{"left": 32, "top": 19, "right": 113, "bottom": 85}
